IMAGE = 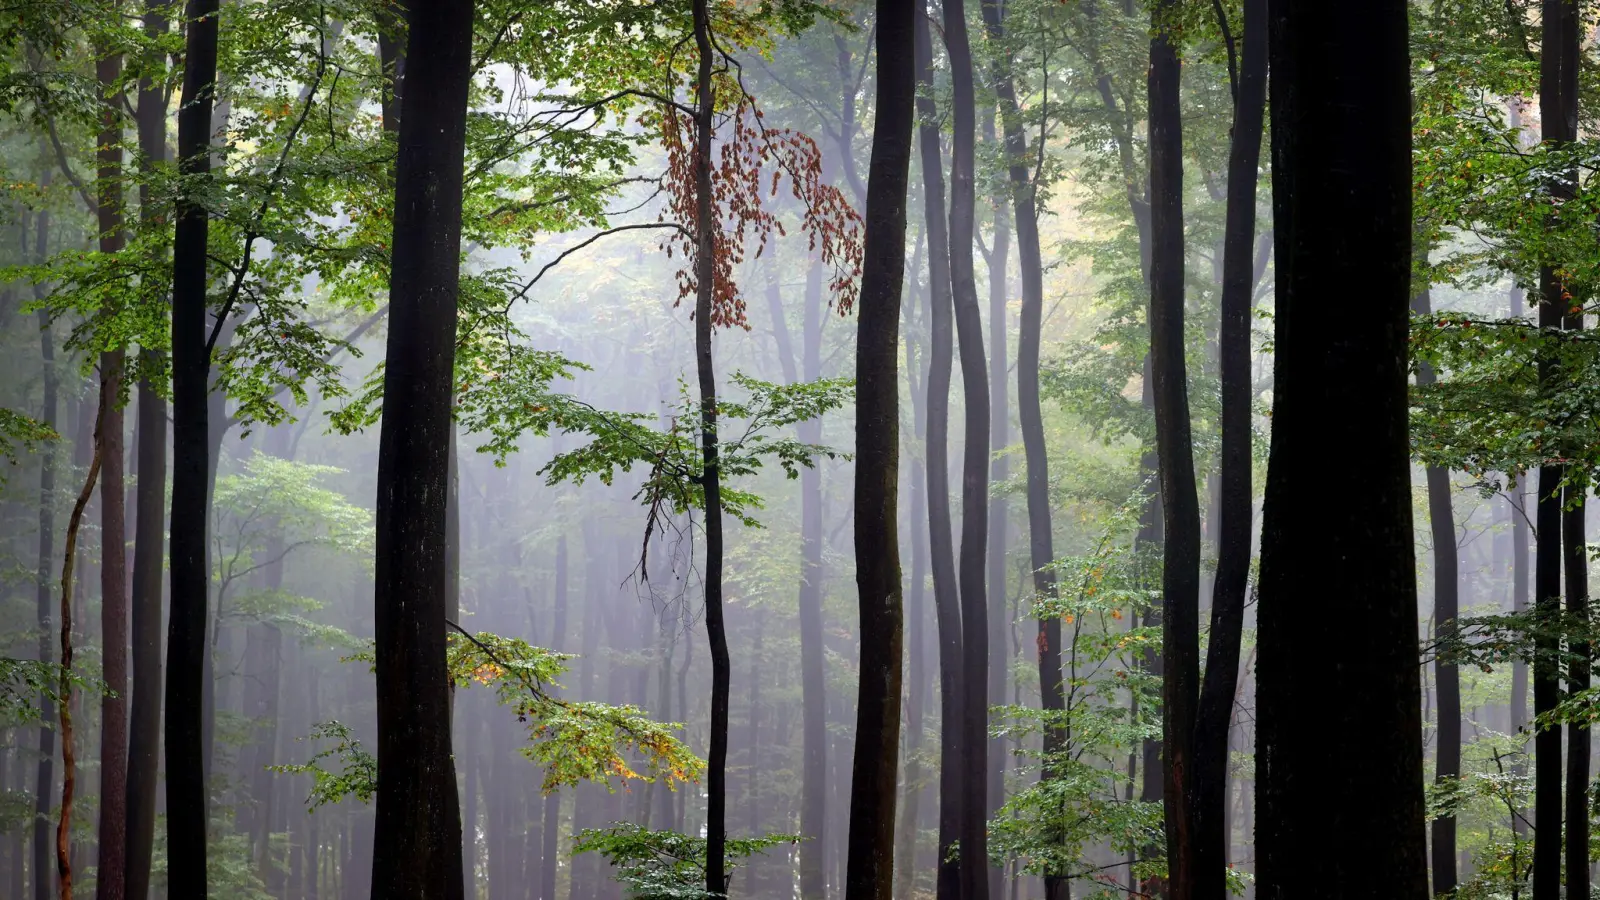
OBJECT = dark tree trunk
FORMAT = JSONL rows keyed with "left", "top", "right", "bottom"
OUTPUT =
{"left": 843, "top": 0, "right": 914, "bottom": 892}
{"left": 690, "top": 0, "right": 731, "bottom": 892}
{"left": 1413, "top": 276, "right": 1460, "bottom": 897}
{"left": 166, "top": 0, "right": 221, "bottom": 887}
{"left": 124, "top": 5, "right": 168, "bottom": 883}
{"left": 941, "top": 0, "right": 992, "bottom": 895}
{"left": 1146, "top": 3, "right": 1203, "bottom": 895}
{"left": 977, "top": 3, "right": 1064, "bottom": 895}
{"left": 1534, "top": 3, "right": 1578, "bottom": 897}
{"left": 32, "top": 200, "right": 57, "bottom": 900}
{"left": 1256, "top": 0, "right": 1428, "bottom": 894}
{"left": 369, "top": 0, "right": 475, "bottom": 893}
{"left": 1191, "top": 1, "right": 1264, "bottom": 897}
{"left": 95, "top": 44, "right": 130, "bottom": 900}
{"left": 914, "top": 8, "right": 964, "bottom": 900}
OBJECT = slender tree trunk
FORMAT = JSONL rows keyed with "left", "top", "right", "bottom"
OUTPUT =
{"left": 942, "top": 1, "right": 992, "bottom": 895}
{"left": 915, "top": 9, "right": 964, "bottom": 900}
{"left": 981, "top": 116, "right": 1012, "bottom": 900}
{"left": 1147, "top": 2, "right": 1203, "bottom": 894}
{"left": 1534, "top": 3, "right": 1579, "bottom": 897}
{"left": 369, "top": 0, "right": 474, "bottom": 893}
{"left": 1190, "top": 1, "right": 1263, "bottom": 897}
{"left": 844, "top": 0, "right": 913, "bottom": 892}
{"left": 58, "top": 413, "right": 103, "bottom": 900}
{"left": 94, "top": 43, "right": 130, "bottom": 900}
{"left": 124, "top": 11, "right": 169, "bottom": 881}
{"left": 1414, "top": 274, "right": 1460, "bottom": 897}
{"left": 689, "top": 0, "right": 730, "bottom": 892}
{"left": 1256, "top": 0, "right": 1429, "bottom": 894}
{"left": 977, "top": 2, "right": 1064, "bottom": 894}
{"left": 32, "top": 188, "right": 57, "bottom": 900}
{"left": 166, "top": 0, "right": 221, "bottom": 885}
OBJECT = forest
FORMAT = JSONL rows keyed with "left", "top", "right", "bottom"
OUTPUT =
{"left": 0, "top": 0, "right": 1581, "bottom": 896}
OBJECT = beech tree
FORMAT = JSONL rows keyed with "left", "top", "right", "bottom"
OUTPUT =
{"left": 1256, "top": 0, "right": 1429, "bottom": 894}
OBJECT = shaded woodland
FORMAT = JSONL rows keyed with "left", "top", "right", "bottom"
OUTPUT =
{"left": 0, "top": 0, "right": 1591, "bottom": 898}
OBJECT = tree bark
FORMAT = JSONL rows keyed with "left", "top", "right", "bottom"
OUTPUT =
{"left": 1189, "top": 1, "right": 1263, "bottom": 896}
{"left": 1534, "top": 3, "right": 1578, "bottom": 897}
{"left": 942, "top": 1, "right": 992, "bottom": 896}
{"left": 689, "top": 0, "right": 731, "bottom": 893}
{"left": 1256, "top": 0, "right": 1429, "bottom": 894}
{"left": 843, "top": 0, "right": 913, "bottom": 892}
{"left": 1146, "top": 2, "right": 1203, "bottom": 895}
{"left": 125, "top": 2, "right": 169, "bottom": 882}
{"left": 166, "top": 0, "right": 221, "bottom": 886}
{"left": 915, "top": 8, "right": 964, "bottom": 900}
{"left": 976, "top": 3, "right": 1065, "bottom": 895}
{"left": 369, "top": 0, "right": 475, "bottom": 893}
{"left": 59, "top": 402, "right": 106, "bottom": 900}
{"left": 1413, "top": 275, "right": 1460, "bottom": 898}
{"left": 981, "top": 115, "right": 1012, "bottom": 900}
{"left": 94, "top": 42, "right": 130, "bottom": 900}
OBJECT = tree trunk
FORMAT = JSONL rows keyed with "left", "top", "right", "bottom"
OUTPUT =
{"left": 32, "top": 186, "right": 57, "bottom": 900}
{"left": 1147, "top": 3, "right": 1203, "bottom": 895}
{"left": 914, "top": 9, "right": 964, "bottom": 900}
{"left": 689, "top": 1, "right": 730, "bottom": 892}
{"left": 1190, "top": 1, "right": 1263, "bottom": 897}
{"left": 843, "top": 0, "right": 913, "bottom": 892}
{"left": 93, "top": 41, "right": 130, "bottom": 900}
{"left": 981, "top": 114, "right": 1012, "bottom": 900}
{"left": 976, "top": 2, "right": 1065, "bottom": 894}
{"left": 369, "top": 0, "right": 474, "bottom": 892}
{"left": 1256, "top": 0, "right": 1429, "bottom": 894}
{"left": 166, "top": 0, "right": 221, "bottom": 885}
{"left": 941, "top": 0, "right": 992, "bottom": 895}
{"left": 125, "top": 10, "right": 168, "bottom": 878}
{"left": 59, "top": 400, "right": 105, "bottom": 900}
{"left": 1414, "top": 275, "right": 1460, "bottom": 897}
{"left": 1534, "top": 3, "right": 1579, "bottom": 897}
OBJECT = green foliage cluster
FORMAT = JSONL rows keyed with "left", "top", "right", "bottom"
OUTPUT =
{"left": 574, "top": 823, "right": 798, "bottom": 900}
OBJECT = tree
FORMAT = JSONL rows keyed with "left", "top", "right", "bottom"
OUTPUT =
{"left": 124, "top": 0, "right": 169, "bottom": 893}
{"left": 844, "top": 0, "right": 914, "bottom": 893}
{"left": 941, "top": 0, "right": 992, "bottom": 895}
{"left": 913, "top": 7, "right": 963, "bottom": 899}
{"left": 1191, "top": 0, "right": 1264, "bottom": 896}
{"left": 369, "top": 0, "right": 476, "bottom": 894}
{"left": 1255, "top": 0, "right": 1429, "bottom": 895}
{"left": 166, "top": 0, "right": 222, "bottom": 888}
{"left": 1535, "top": 3, "right": 1578, "bottom": 898}
{"left": 92, "top": 35, "right": 129, "bottom": 900}
{"left": 1145, "top": 0, "right": 1202, "bottom": 895}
